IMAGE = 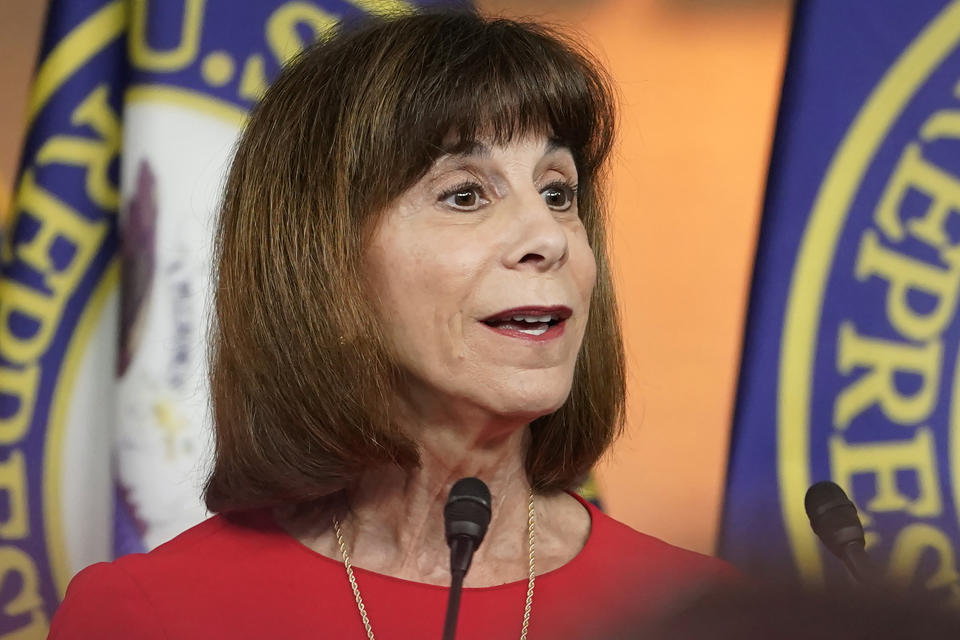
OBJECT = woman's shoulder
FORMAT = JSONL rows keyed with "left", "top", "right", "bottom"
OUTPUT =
{"left": 568, "top": 494, "right": 737, "bottom": 589}
{"left": 49, "top": 510, "right": 315, "bottom": 638}
{"left": 48, "top": 557, "right": 156, "bottom": 639}
{"left": 79, "top": 510, "right": 273, "bottom": 583}
{"left": 593, "top": 501, "right": 733, "bottom": 572}
{"left": 128, "top": 509, "right": 277, "bottom": 562}
{"left": 587, "top": 500, "right": 730, "bottom": 572}
{"left": 530, "top": 495, "right": 738, "bottom": 638}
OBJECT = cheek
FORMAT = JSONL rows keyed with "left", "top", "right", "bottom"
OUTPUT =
{"left": 367, "top": 235, "right": 483, "bottom": 359}
{"left": 570, "top": 235, "right": 598, "bottom": 303}
{"left": 375, "top": 254, "right": 438, "bottom": 343}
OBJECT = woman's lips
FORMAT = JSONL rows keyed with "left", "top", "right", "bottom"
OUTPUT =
{"left": 480, "top": 306, "right": 572, "bottom": 342}
{"left": 482, "top": 318, "right": 567, "bottom": 342}
{"left": 480, "top": 305, "right": 573, "bottom": 323}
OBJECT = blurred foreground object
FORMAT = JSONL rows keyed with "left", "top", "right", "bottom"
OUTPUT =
{"left": 620, "top": 582, "right": 960, "bottom": 640}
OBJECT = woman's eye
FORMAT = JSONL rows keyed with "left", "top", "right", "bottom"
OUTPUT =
{"left": 441, "top": 185, "right": 488, "bottom": 211}
{"left": 541, "top": 182, "right": 576, "bottom": 211}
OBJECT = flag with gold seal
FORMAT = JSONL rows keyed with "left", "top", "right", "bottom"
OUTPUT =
{"left": 0, "top": 1, "right": 466, "bottom": 636}
{"left": 722, "top": 0, "right": 960, "bottom": 603}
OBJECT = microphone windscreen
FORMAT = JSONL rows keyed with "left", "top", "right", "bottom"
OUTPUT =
{"left": 804, "top": 481, "right": 865, "bottom": 558}
{"left": 444, "top": 478, "right": 492, "bottom": 546}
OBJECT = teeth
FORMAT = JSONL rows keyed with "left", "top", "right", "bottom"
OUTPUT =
{"left": 510, "top": 315, "right": 554, "bottom": 323}
{"left": 517, "top": 325, "right": 549, "bottom": 336}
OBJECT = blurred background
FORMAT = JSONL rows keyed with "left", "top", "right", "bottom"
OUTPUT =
{"left": 0, "top": 0, "right": 789, "bottom": 555}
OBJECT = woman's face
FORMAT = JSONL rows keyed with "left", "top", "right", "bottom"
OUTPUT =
{"left": 365, "top": 135, "right": 597, "bottom": 424}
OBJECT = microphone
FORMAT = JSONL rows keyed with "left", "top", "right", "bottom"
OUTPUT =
{"left": 804, "top": 480, "right": 877, "bottom": 585}
{"left": 442, "top": 477, "right": 492, "bottom": 640}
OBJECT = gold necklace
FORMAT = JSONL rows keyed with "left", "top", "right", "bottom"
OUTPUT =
{"left": 333, "top": 491, "right": 537, "bottom": 640}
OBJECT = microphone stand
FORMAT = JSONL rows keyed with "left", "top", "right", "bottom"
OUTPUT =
{"left": 442, "top": 568, "right": 466, "bottom": 640}
{"left": 442, "top": 478, "right": 491, "bottom": 640}
{"left": 839, "top": 540, "right": 879, "bottom": 586}
{"left": 442, "top": 537, "right": 473, "bottom": 640}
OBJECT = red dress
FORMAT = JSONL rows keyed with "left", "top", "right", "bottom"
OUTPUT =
{"left": 49, "top": 495, "right": 731, "bottom": 639}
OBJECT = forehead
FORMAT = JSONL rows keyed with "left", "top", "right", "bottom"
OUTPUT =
{"left": 433, "top": 135, "right": 576, "bottom": 166}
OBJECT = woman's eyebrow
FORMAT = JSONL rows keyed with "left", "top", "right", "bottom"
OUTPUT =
{"left": 546, "top": 137, "right": 570, "bottom": 154}
{"left": 432, "top": 138, "right": 572, "bottom": 169}
{"left": 438, "top": 139, "right": 491, "bottom": 159}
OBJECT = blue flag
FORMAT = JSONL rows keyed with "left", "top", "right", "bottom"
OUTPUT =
{"left": 0, "top": 1, "right": 465, "bottom": 635}
{"left": 721, "top": 0, "right": 960, "bottom": 602}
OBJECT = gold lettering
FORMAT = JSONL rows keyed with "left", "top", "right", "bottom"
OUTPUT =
{"left": 875, "top": 144, "right": 960, "bottom": 252}
{"left": 129, "top": 0, "right": 206, "bottom": 71}
{"left": 343, "top": 0, "right": 413, "bottom": 16}
{"left": 266, "top": 2, "right": 337, "bottom": 65}
{"left": 0, "top": 171, "right": 107, "bottom": 365}
{"left": 855, "top": 230, "right": 960, "bottom": 341}
{"left": 0, "top": 451, "right": 29, "bottom": 539}
{"left": 238, "top": 54, "right": 268, "bottom": 102}
{"left": 35, "top": 85, "right": 121, "bottom": 209}
{"left": 0, "top": 364, "right": 38, "bottom": 445}
{"left": 0, "top": 280, "right": 61, "bottom": 367}
{"left": 0, "top": 546, "right": 49, "bottom": 638}
{"left": 919, "top": 108, "right": 960, "bottom": 142}
{"left": 887, "top": 523, "right": 960, "bottom": 606}
{"left": 830, "top": 427, "right": 941, "bottom": 518}
{"left": 834, "top": 322, "right": 940, "bottom": 429}
{"left": 9, "top": 170, "right": 106, "bottom": 289}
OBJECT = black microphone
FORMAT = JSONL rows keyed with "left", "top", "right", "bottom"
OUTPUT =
{"left": 442, "top": 477, "right": 492, "bottom": 640}
{"left": 805, "top": 480, "right": 877, "bottom": 585}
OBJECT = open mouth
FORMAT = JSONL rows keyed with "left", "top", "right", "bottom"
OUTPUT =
{"left": 481, "top": 306, "right": 572, "bottom": 338}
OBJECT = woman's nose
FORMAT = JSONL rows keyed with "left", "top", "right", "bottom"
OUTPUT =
{"left": 501, "top": 193, "right": 569, "bottom": 271}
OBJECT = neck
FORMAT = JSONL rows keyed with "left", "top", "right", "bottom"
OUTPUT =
{"left": 344, "top": 411, "right": 534, "bottom": 587}
{"left": 277, "top": 401, "right": 591, "bottom": 588}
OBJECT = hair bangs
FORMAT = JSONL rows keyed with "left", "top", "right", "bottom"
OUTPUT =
{"left": 387, "top": 14, "right": 616, "bottom": 187}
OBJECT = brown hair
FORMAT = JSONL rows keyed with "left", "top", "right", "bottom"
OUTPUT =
{"left": 205, "top": 9, "right": 625, "bottom": 512}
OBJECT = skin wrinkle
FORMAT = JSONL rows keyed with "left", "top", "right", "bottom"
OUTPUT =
{"left": 347, "top": 436, "right": 530, "bottom": 584}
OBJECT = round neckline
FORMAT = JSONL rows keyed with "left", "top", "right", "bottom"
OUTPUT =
{"left": 263, "top": 490, "right": 597, "bottom": 593}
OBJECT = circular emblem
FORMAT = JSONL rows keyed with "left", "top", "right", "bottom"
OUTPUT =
{"left": 779, "top": 1, "right": 960, "bottom": 599}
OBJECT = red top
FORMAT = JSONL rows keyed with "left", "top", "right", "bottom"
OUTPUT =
{"left": 49, "top": 495, "right": 731, "bottom": 639}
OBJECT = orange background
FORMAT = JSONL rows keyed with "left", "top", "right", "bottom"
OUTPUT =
{"left": 0, "top": 0, "right": 791, "bottom": 555}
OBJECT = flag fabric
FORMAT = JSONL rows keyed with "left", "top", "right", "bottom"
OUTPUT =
{"left": 0, "top": 1, "right": 465, "bottom": 635}
{"left": 721, "top": 0, "right": 960, "bottom": 602}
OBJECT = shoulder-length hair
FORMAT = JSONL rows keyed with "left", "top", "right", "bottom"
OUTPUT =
{"left": 205, "top": 9, "right": 625, "bottom": 512}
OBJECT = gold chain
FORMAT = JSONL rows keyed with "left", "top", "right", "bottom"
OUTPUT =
{"left": 334, "top": 515, "right": 376, "bottom": 640}
{"left": 332, "top": 491, "right": 537, "bottom": 640}
{"left": 520, "top": 490, "right": 535, "bottom": 640}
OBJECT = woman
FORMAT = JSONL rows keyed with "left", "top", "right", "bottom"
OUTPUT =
{"left": 50, "top": 9, "right": 730, "bottom": 639}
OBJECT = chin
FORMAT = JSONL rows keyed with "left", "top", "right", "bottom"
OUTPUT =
{"left": 478, "top": 382, "right": 572, "bottom": 422}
